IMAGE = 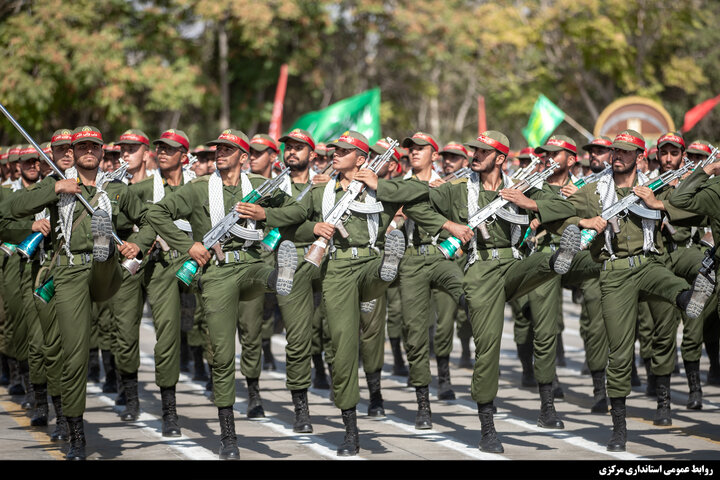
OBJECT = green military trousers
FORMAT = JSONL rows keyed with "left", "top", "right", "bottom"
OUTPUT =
{"left": 463, "top": 249, "right": 558, "bottom": 404}
{"left": 21, "top": 260, "right": 47, "bottom": 386}
{"left": 54, "top": 254, "right": 122, "bottom": 417}
{"left": 276, "top": 252, "right": 321, "bottom": 391}
{"left": 599, "top": 255, "right": 690, "bottom": 398}
{"left": 360, "top": 292, "right": 387, "bottom": 375}
{"left": 670, "top": 246, "right": 706, "bottom": 362}
{"left": 31, "top": 262, "right": 63, "bottom": 396}
{"left": 108, "top": 265, "right": 147, "bottom": 375}
{"left": 398, "top": 250, "right": 463, "bottom": 387}
{"left": 385, "top": 280, "right": 403, "bottom": 340}
{"left": 200, "top": 253, "right": 273, "bottom": 408}
{"left": 144, "top": 252, "right": 190, "bottom": 388}
{"left": 321, "top": 252, "right": 392, "bottom": 410}
{"left": 2, "top": 255, "right": 24, "bottom": 360}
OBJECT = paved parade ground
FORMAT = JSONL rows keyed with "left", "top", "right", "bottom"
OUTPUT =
{"left": 1, "top": 291, "right": 718, "bottom": 472}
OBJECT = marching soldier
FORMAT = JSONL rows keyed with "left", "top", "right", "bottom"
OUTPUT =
{"left": 405, "top": 130, "right": 582, "bottom": 453}
{"left": 145, "top": 128, "right": 305, "bottom": 460}
{"left": 557, "top": 129, "right": 713, "bottom": 452}
{"left": 3, "top": 126, "right": 152, "bottom": 460}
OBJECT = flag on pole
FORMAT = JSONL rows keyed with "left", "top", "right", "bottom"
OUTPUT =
{"left": 522, "top": 94, "right": 565, "bottom": 147}
{"left": 286, "top": 88, "right": 381, "bottom": 144}
{"left": 268, "top": 64, "right": 289, "bottom": 140}
{"left": 680, "top": 93, "right": 720, "bottom": 133}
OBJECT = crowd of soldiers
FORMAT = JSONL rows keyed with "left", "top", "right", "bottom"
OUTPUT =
{"left": 0, "top": 121, "right": 717, "bottom": 460}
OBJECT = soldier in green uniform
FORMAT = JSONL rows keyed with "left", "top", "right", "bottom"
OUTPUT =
{"left": 396, "top": 132, "right": 466, "bottom": 428}
{"left": 4, "top": 126, "right": 152, "bottom": 460}
{"left": 557, "top": 129, "right": 713, "bottom": 452}
{"left": 145, "top": 128, "right": 304, "bottom": 460}
{"left": 405, "top": 130, "right": 582, "bottom": 454}
{"left": 294, "top": 130, "right": 432, "bottom": 456}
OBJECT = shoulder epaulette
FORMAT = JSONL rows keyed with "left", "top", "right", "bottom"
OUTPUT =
{"left": 451, "top": 177, "right": 469, "bottom": 185}
{"left": 189, "top": 175, "right": 210, "bottom": 184}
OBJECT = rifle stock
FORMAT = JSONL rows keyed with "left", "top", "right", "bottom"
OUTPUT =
{"left": 304, "top": 238, "right": 329, "bottom": 267}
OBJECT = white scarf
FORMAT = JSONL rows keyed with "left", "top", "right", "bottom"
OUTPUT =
{"left": 57, "top": 167, "right": 112, "bottom": 265}
{"left": 152, "top": 170, "right": 195, "bottom": 233}
{"left": 403, "top": 169, "right": 441, "bottom": 246}
{"left": 466, "top": 172, "right": 521, "bottom": 267}
{"left": 322, "top": 176, "right": 382, "bottom": 252}
{"left": 208, "top": 170, "right": 258, "bottom": 248}
{"left": 9, "top": 178, "right": 22, "bottom": 192}
{"left": 595, "top": 170, "right": 657, "bottom": 259}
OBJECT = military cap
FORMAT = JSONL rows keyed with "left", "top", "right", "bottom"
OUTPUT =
{"left": 19, "top": 144, "right": 41, "bottom": 161}
{"left": 440, "top": 142, "right": 469, "bottom": 159}
{"left": 40, "top": 142, "right": 52, "bottom": 156}
{"left": 116, "top": 129, "right": 150, "bottom": 146}
{"left": 191, "top": 144, "right": 216, "bottom": 155}
{"left": 581, "top": 136, "right": 612, "bottom": 152}
{"left": 647, "top": 147, "right": 658, "bottom": 161}
{"left": 328, "top": 130, "right": 370, "bottom": 154}
{"left": 279, "top": 129, "right": 315, "bottom": 151}
{"left": 153, "top": 129, "right": 190, "bottom": 150}
{"left": 51, "top": 129, "right": 73, "bottom": 146}
{"left": 370, "top": 139, "right": 401, "bottom": 160}
{"left": 314, "top": 142, "right": 329, "bottom": 157}
{"left": 103, "top": 142, "right": 121, "bottom": 152}
{"left": 686, "top": 140, "right": 713, "bottom": 157}
{"left": 466, "top": 131, "right": 510, "bottom": 155}
{"left": 0, "top": 146, "right": 7, "bottom": 165}
{"left": 7, "top": 144, "right": 22, "bottom": 162}
{"left": 516, "top": 147, "right": 534, "bottom": 160}
{"left": 612, "top": 130, "right": 645, "bottom": 151}
{"left": 396, "top": 147, "right": 409, "bottom": 159}
{"left": 656, "top": 132, "right": 685, "bottom": 150}
{"left": 535, "top": 135, "right": 577, "bottom": 155}
{"left": 71, "top": 126, "right": 104, "bottom": 145}
{"left": 579, "top": 153, "right": 590, "bottom": 167}
{"left": 207, "top": 129, "right": 250, "bottom": 153}
{"left": 250, "top": 134, "right": 280, "bottom": 153}
{"left": 402, "top": 132, "right": 439, "bottom": 152}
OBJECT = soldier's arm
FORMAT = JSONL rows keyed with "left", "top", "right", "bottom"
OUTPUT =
{"left": 669, "top": 168, "right": 720, "bottom": 217}
{"left": 544, "top": 183, "right": 596, "bottom": 234}
{"left": 6, "top": 176, "right": 59, "bottom": 218}
{"left": 527, "top": 183, "right": 576, "bottom": 224}
{"left": 656, "top": 189, "right": 703, "bottom": 224}
{"left": 144, "top": 184, "right": 197, "bottom": 253}
{"left": 403, "top": 199, "right": 449, "bottom": 237}
{"left": 118, "top": 186, "right": 155, "bottom": 252}
{"left": 264, "top": 188, "right": 308, "bottom": 228}
{"left": 293, "top": 188, "right": 322, "bottom": 243}
{"left": 375, "top": 177, "right": 430, "bottom": 203}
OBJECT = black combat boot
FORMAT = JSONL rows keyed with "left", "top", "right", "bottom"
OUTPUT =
{"left": 581, "top": 359, "right": 591, "bottom": 375}
{"left": 705, "top": 337, "right": 720, "bottom": 386}
{"left": 552, "top": 374, "right": 565, "bottom": 399}
{"left": 291, "top": 389, "right": 313, "bottom": 433}
{"left": 246, "top": 377, "right": 265, "bottom": 419}
{"left": 50, "top": 396, "right": 69, "bottom": 442}
{"left": 119, "top": 372, "right": 139, "bottom": 421}
{"left": 556, "top": 333, "right": 566, "bottom": 367}
{"left": 643, "top": 358, "right": 656, "bottom": 397}
{"left": 161, "top": 386, "right": 181, "bottom": 437}
{"left": 337, "top": 408, "right": 360, "bottom": 456}
{"left": 19, "top": 361, "right": 34, "bottom": 410}
{"left": 590, "top": 370, "right": 608, "bottom": 413}
{"left": 631, "top": 351, "right": 642, "bottom": 387}
{"left": 607, "top": 397, "right": 627, "bottom": 452}
{"left": 366, "top": 371, "right": 385, "bottom": 417}
{"left": 459, "top": 336, "right": 473, "bottom": 369}
{"left": 0, "top": 353, "right": 9, "bottom": 386}
{"left": 653, "top": 374, "right": 672, "bottom": 426}
{"left": 414, "top": 385, "right": 432, "bottom": 430}
{"left": 516, "top": 342, "right": 536, "bottom": 388}
{"left": 191, "top": 346, "right": 209, "bottom": 382}
{"left": 87, "top": 348, "right": 100, "bottom": 383}
{"left": 312, "top": 353, "right": 330, "bottom": 389}
{"left": 477, "top": 402, "right": 504, "bottom": 453}
{"left": 217, "top": 406, "right": 239, "bottom": 460}
{"left": 179, "top": 334, "right": 191, "bottom": 374}
{"left": 30, "top": 383, "right": 49, "bottom": 426}
{"left": 389, "top": 337, "right": 409, "bottom": 376}
{"left": 261, "top": 338, "right": 276, "bottom": 371}
{"left": 537, "top": 383, "right": 564, "bottom": 429}
{"left": 7, "top": 357, "right": 24, "bottom": 396}
{"left": 436, "top": 355, "right": 455, "bottom": 400}
{"left": 684, "top": 360, "right": 702, "bottom": 410}
{"left": 115, "top": 376, "right": 126, "bottom": 406}
{"left": 101, "top": 350, "right": 117, "bottom": 393}
{"left": 65, "top": 416, "right": 86, "bottom": 460}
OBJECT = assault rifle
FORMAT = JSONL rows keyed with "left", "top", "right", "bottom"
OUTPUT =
{"left": 442, "top": 167, "right": 471, "bottom": 182}
{"left": 698, "top": 144, "right": 718, "bottom": 169}
{"left": 579, "top": 161, "right": 695, "bottom": 249}
{"left": 437, "top": 160, "right": 560, "bottom": 259}
{"left": 303, "top": 138, "right": 399, "bottom": 267}
{"left": 512, "top": 154, "right": 541, "bottom": 181}
{"left": 175, "top": 167, "right": 292, "bottom": 286}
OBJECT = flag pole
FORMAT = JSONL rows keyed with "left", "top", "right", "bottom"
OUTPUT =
{"left": 269, "top": 64, "right": 289, "bottom": 140}
{"left": 562, "top": 114, "right": 594, "bottom": 142}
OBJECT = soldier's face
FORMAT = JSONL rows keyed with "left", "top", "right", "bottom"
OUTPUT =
{"left": 611, "top": 148, "right": 639, "bottom": 175}
{"left": 121, "top": 143, "right": 147, "bottom": 171}
{"left": 73, "top": 141, "right": 103, "bottom": 170}
{"left": 687, "top": 153, "right": 708, "bottom": 165}
{"left": 51, "top": 144, "right": 74, "bottom": 171}
{"left": 191, "top": 153, "right": 213, "bottom": 176}
{"left": 409, "top": 144, "right": 436, "bottom": 172}
{"left": 441, "top": 153, "right": 466, "bottom": 174}
{"left": 332, "top": 147, "right": 364, "bottom": 172}
{"left": 249, "top": 148, "right": 274, "bottom": 175}
{"left": 471, "top": 148, "right": 498, "bottom": 173}
{"left": 658, "top": 144, "right": 683, "bottom": 172}
{"left": 215, "top": 144, "right": 242, "bottom": 171}
{"left": 156, "top": 143, "right": 185, "bottom": 172}
{"left": 546, "top": 150, "right": 574, "bottom": 171}
{"left": 284, "top": 140, "right": 312, "bottom": 171}
{"left": 588, "top": 146, "right": 611, "bottom": 171}
{"left": 20, "top": 159, "right": 40, "bottom": 182}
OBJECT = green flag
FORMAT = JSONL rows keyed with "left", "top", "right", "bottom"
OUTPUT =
{"left": 522, "top": 94, "right": 565, "bottom": 147}
{"left": 286, "top": 88, "right": 381, "bottom": 144}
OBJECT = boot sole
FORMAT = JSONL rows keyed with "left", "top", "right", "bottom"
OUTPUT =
{"left": 607, "top": 445, "right": 626, "bottom": 452}
{"left": 380, "top": 230, "right": 405, "bottom": 281}
{"left": 686, "top": 272, "right": 715, "bottom": 319}
{"left": 275, "top": 241, "right": 297, "bottom": 296}
{"left": 551, "top": 225, "right": 580, "bottom": 274}
{"left": 360, "top": 299, "right": 377, "bottom": 313}
{"left": 91, "top": 209, "right": 114, "bottom": 262}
